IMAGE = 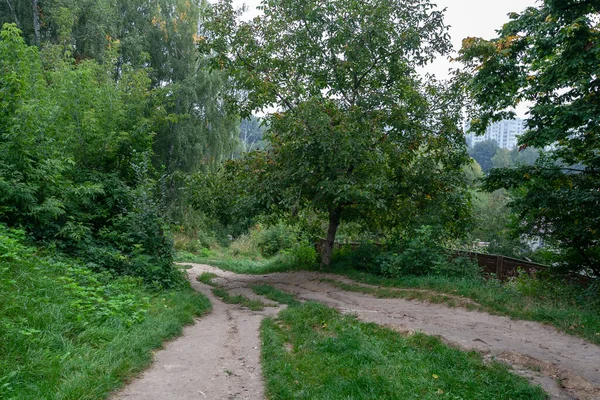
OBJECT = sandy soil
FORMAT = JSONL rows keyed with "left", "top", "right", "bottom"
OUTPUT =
{"left": 112, "top": 268, "right": 282, "bottom": 400}
{"left": 113, "top": 264, "right": 600, "bottom": 400}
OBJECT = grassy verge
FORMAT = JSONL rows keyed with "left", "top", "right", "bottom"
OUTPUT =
{"left": 251, "top": 284, "right": 300, "bottom": 306}
{"left": 210, "top": 287, "right": 269, "bottom": 311}
{"left": 327, "top": 268, "right": 600, "bottom": 346}
{"left": 0, "top": 248, "right": 210, "bottom": 399}
{"left": 261, "top": 302, "right": 546, "bottom": 399}
{"left": 176, "top": 250, "right": 314, "bottom": 275}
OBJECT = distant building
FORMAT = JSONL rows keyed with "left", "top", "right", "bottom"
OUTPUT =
{"left": 465, "top": 118, "right": 526, "bottom": 149}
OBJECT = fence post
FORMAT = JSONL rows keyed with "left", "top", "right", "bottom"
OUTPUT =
{"left": 496, "top": 256, "right": 504, "bottom": 279}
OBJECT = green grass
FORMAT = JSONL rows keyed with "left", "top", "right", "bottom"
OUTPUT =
{"left": 0, "top": 248, "right": 211, "bottom": 399}
{"left": 261, "top": 302, "right": 547, "bottom": 400}
{"left": 327, "top": 268, "right": 600, "bottom": 346}
{"left": 195, "top": 271, "right": 271, "bottom": 311}
{"left": 211, "top": 287, "right": 269, "bottom": 311}
{"left": 176, "top": 250, "right": 314, "bottom": 275}
{"left": 251, "top": 284, "right": 300, "bottom": 306}
{"left": 197, "top": 272, "right": 219, "bottom": 285}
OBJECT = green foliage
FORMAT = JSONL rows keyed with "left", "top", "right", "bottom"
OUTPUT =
{"left": 238, "top": 115, "right": 267, "bottom": 154}
{"left": 332, "top": 227, "right": 480, "bottom": 279}
{"left": 203, "top": 0, "right": 471, "bottom": 265}
{"left": 0, "top": 24, "right": 187, "bottom": 286}
{"left": 1, "top": 0, "right": 241, "bottom": 282}
{"left": 285, "top": 241, "right": 319, "bottom": 270}
{"left": 466, "top": 190, "right": 531, "bottom": 258}
{"left": 256, "top": 224, "right": 296, "bottom": 257}
{"left": 468, "top": 140, "right": 500, "bottom": 172}
{"left": 459, "top": 0, "right": 600, "bottom": 276}
{"left": 376, "top": 227, "right": 448, "bottom": 277}
{"left": 0, "top": 223, "right": 211, "bottom": 399}
{"left": 261, "top": 302, "right": 546, "bottom": 399}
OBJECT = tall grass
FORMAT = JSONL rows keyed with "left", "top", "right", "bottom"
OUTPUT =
{"left": 0, "top": 233, "right": 211, "bottom": 399}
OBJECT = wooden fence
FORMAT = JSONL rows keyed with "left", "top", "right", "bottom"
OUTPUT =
{"left": 450, "top": 251, "right": 548, "bottom": 280}
{"left": 316, "top": 239, "right": 551, "bottom": 281}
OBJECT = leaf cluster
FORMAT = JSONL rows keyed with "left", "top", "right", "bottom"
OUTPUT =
{"left": 459, "top": 0, "right": 600, "bottom": 275}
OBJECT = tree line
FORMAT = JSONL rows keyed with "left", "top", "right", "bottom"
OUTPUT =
{"left": 1, "top": 0, "right": 598, "bottom": 280}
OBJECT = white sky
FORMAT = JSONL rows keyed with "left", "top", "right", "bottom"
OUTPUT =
{"left": 226, "top": 0, "right": 540, "bottom": 117}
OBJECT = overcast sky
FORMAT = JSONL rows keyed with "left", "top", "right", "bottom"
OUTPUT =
{"left": 225, "top": 0, "right": 540, "bottom": 116}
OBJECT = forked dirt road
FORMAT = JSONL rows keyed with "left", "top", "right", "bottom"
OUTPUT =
{"left": 114, "top": 264, "right": 600, "bottom": 400}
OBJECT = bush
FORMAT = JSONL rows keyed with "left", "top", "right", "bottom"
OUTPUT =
{"left": 286, "top": 241, "right": 318, "bottom": 269}
{"left": 230, "top": 232, "right": 261, "bottom": 258}
{"left": 332, "top": 226, "right": 480, "bottom": 279}
{"left": 256, "top": 224, "right": 296, "bottom": 257}
{"left": 375, "top": 226, "right": 447, "bottom": 278}
{"left": 331, "top": 242, "right": 382, "bottom": 272}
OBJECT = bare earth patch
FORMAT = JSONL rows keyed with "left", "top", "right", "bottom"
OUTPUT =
{"left": 114, "top": 264, "right": 600, "bottom": 400}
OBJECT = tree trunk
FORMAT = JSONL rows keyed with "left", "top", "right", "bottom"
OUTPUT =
{"left": 320, "top": 206, "right": 342, "bottom": 268}
{"left": 5, "top": 0, "right": 21, "bottom": 29}
{"left": 32, "top": 0, "right": 41, "bottom": 46}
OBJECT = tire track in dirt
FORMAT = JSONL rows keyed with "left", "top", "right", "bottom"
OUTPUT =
{"left": 112, "top": 269, "right": 281, "bottom": 400}
{"left": 184, "top": 264, "right": 600, "bottom": 400}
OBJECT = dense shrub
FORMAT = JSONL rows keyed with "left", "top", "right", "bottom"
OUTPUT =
{"left": 0, "top": 25, "right": 179, "bottom": 287}
{"left": 256, "top": 224, "right": 297, "bottom": 257}
{"left": 332, "top": 226, "right": 480, "bottom": 279}
{"left": 285, "top": 240, "right": 318, "bottom": 269}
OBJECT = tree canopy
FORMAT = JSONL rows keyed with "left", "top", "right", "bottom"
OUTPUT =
{"left": 459, "top": 0, "right": 600, "bottom": 275}
{"left": 203, "top": 0, "right": 471, "bottom": 265}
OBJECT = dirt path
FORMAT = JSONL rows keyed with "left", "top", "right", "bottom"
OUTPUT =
{"left": 114, "top": 264, "right": 600, "bottom": 400}
{"left": 112, "top": 268, "right": 282, "bottom": 400}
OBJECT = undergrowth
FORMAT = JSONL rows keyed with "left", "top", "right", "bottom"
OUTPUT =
{"left": 0, "top": 225, "right": 211, "bottom": 399}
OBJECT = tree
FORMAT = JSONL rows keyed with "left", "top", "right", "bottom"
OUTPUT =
{"left": 239, "top": 116, "right": 267, "bottom": 153}
{"left": 203, "top": 0, "right": 470, "bottom": 266}
{"left": 491, "top": 148, "right": 511, "bottom": 169}
{"left": 468, "top": 139, "right": 500, "bottom": 172}
{"left": 459, "top": 0, "right": 600, "bottom": 276}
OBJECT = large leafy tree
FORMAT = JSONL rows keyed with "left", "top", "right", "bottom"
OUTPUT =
{"left": 0, "top": 0, "right": 238, "bottom": 179}
{"left": 204, "top": 0, "right": 470, "bottom": 265}
{"left": 459, "top": 0, "right": 600, "bottom": 275}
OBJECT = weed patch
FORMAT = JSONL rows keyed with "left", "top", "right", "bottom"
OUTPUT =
{"left": 197, "top": 272, "right": 219, "bottom": 286}
{"left": 0, "top": 228, "right": 211, "bottom": 399}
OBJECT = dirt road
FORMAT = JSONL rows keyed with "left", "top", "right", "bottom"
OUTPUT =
{"left": 113, "top": 264, "right": 600, "bottom": 400}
